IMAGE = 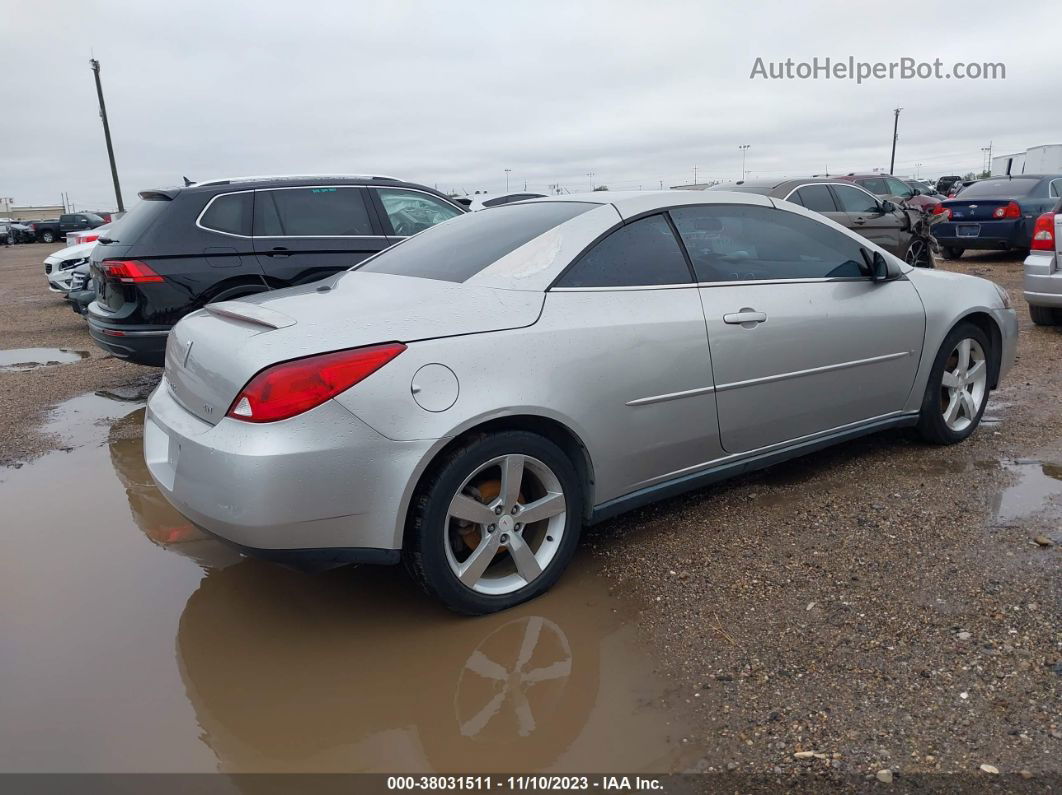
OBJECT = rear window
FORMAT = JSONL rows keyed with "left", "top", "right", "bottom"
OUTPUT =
{"left": 100, "top": 197, "right": 171, "bottom": 243}
{"left": 358, "top": 201, "right": 597, "bottom": 283}
{"left": 953, "top": 178, "right": 1039, "bottom": 198}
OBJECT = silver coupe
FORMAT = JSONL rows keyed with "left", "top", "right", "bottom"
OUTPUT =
{"left": 145, "top": 191, "right": 1018, "bottom": 613}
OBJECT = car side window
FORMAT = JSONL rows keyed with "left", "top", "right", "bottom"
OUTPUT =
{"left": 253, "top": 187, "right": 373, "bottom": 237}
{"left": 670, "top": 205, "right": 869, "bottom": 282}
{"left": 376, "top": 188, "right": 463, "bottom": 237}
{"left": 556, "top": 214, "right": 692, "bottom": 288}
{"left": 200, "top": 192, "right": 253, "bottom": 236}
{"left": 791, "top": 185, "right": 837, "bottom": 213}
{"left": 856, "top": 177, "right": 889, "bottom": 195}
{"left": 831, "top": 185, "right": 881, "bottom": 214}
{"left": 1051, "top": 180, "right": 1062, "bottom": 199}
{"left": 885, "top": 177, "right": 914, "bottom": 198}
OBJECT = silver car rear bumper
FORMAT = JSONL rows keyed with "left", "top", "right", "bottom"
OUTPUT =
{"left": 1024, "top": 251, "right": 1062, "bottom": 307}
{"left": 144, "top": 377, "right": 435, "bottom": 559}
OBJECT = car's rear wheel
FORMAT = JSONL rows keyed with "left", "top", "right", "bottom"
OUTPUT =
{"left": 404, "top": 431, "right": 582, "bottom": 615}
{"left": 941, "top": 245, "right": 965, "bottom": 260}
{"left": 1029, "top": 305, "right": 1059, "bottom": 326}
{"left": 916, "top": 322, "right": 991, "bottom": 444}
{"left": 905, "top": 239, "right": 935, "bottom": 268}
{"left": 40, "top": 230, "right": 56, "bottom": 243}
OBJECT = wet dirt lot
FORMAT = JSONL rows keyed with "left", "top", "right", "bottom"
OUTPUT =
{"left": 0, "top": 243, "right": 1058, "bottom": 782}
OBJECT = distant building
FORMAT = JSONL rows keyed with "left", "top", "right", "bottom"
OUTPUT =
{"left": 0, "top": 197, "right": 65, "bottom": 220}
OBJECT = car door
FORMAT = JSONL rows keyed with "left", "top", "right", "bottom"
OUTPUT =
{"left": 548, "top": 213, "right": 722, "bottom": 494}
{"left": 671, "top": 202, "right": 925, "bottom": 454}
{"left": 831, "top": 184, "right": 906, "bottom": 256}
{"left": 252, "top": 186, "right": 391, "bottom": 287}
{"left": 368, "top": 187, "right": 465, "bottom": 244}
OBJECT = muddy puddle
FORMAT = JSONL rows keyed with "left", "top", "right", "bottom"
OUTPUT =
{"left": 993, "top": 459, "right": 1062, "bottom": 523}
{"left": 0, "top": 394, "right": 697, "bottom": 773}
{"left": 0, "top": 347, "right": 89, "bottom": 372}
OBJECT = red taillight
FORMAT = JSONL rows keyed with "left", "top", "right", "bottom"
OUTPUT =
{"left": 226, "top": 343, "right": 406, "bottom": 423}
{"left": 100, "top": 259, "right": 164, "bottom": 284}
{"left": 932, "top": 204, "right": 949, "bottom": 217}
{"left": 992, "top": 201, "right": 1021, "bottom": 220}
{"left": 1031, "top": 212, "right": 1056, "bottom": 252}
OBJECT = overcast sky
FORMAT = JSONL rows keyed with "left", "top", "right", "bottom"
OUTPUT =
{"left": 3, "top": 0, "right": 1061, "bottom": 210}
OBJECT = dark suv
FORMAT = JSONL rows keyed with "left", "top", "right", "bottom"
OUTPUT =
{"left": 87, "top": 175, "right": 465, "bottom": 365}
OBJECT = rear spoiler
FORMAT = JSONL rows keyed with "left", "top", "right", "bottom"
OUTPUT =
{"left": 203, "top": 301, "right": 296, "bottom": 330}
{"left": 138, "top": 188, "right": 179, "bottom": 201}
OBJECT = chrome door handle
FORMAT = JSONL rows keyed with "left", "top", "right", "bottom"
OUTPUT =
{"left": 723, "top": 310, "right": 767, "bottom": 325}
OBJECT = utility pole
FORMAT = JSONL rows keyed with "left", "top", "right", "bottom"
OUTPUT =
{"left": 888, "top": 107, "right": 902, "bottom": 175}
{"left": 981, "top": 142, "right": 993, "bottom": 175}
{"left": 739, "top": 144, "right": 751, "bottom": 181}
{"left": 586, "top": 171, "right": 594, "bottom": 191}
{"left": 504, "top": 168, "right": 511, "bottom": 192}
{"left": 90, "top": 58, "right": 124, "bottom": 213}
{"left": 693, "top": 165, "right": 698, "bottom": 185}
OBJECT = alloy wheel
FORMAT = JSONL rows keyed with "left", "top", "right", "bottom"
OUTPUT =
{"left": 444, "top": 454, "right": 567, "bottom": 595}
{"left": 940, "top": 337, "right": 987, "bottom": 432}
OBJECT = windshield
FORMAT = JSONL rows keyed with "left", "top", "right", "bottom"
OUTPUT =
{"left": 358, "top": 201, "right": 597, "bottom": 283}
{"left": 955, "top": 178, "right": 1039, "bottom": 198}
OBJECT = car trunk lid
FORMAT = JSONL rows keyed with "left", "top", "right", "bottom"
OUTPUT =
{"left": 942, "top": 198, "right": 1016, "bottom": 222}
{"left": 165, "top": 272, "right": 544, "bottom": 424}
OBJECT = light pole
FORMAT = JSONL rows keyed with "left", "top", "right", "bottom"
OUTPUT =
{"left": 888, "top": 108, "right": 902, "bottom": 175}
{"left": 504, "top": 168, "right": 511, "bottom": 192}
{"left": 738, "top": 144, "right": 750, "bottom": 181}
{"left": 915, "top": 162, "right": 923, "bottom": 179}
{"left": 586, "top": 171, "right": 594, "bottom": 191}
{"left": 693, "top": 165, "right": 698, "bottom": 185}
{"left": 89, "top": 58, "right": 125, "bottom": 212}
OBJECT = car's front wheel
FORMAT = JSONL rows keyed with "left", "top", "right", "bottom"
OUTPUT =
{"left": 916, "top": 322, "right": 991, "bottom": 444}
{"left": 404, "top": 431, "right": 582, "bottom": 615}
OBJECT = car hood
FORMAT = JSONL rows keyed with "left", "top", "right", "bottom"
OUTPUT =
{"left": 165, "top": 272, "right": 545, "bottom": 424}
{"left": 44, "top": 240, "right": 96, "bottom": 265}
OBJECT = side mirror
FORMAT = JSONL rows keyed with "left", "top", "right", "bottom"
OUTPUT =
{"left": 860, "top": 249, "right": 891, "bottom": 282}
{"left": 880, "top": 200, "right": 897, "bottom": 213}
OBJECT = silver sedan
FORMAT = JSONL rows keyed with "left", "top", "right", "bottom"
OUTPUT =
{"left": 145, "top": 191, "right": 1018, "bottom": 613}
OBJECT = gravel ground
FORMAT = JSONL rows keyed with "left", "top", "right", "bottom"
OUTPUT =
{"left": 0, "top": 242, "right": 1057, "bottom": 784}
{"left": 0, "top": 242, "right": 158, "bottom": 466}
{"left": 591, "top": 251, "right": 1061, "bottom": 783}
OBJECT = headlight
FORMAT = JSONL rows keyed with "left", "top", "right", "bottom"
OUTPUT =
{"left": 59, "top": 257, "right": 88, "bottom": 271}
{"left": 993, "top": 282, "right": 1012, "bottom": 309}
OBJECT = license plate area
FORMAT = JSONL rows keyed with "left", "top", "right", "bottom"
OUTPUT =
{"left": 957, "top": 224, "right": 981, "bottom": 238}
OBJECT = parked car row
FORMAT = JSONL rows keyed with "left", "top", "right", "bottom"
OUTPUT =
{"left": 3, "top": 212, "right": 107, "bottom": 244}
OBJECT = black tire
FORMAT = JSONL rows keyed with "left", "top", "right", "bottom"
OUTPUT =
{"left": 40, "top": 230, "right": 56, "bottom": 244}
{"left": 916, "top": 322, "right": 992, "bottom": 445}
{"left": 1029, "top": 305, "right": 1059, "bottom": 326}
{"left": 404, "top": 431, "right": 583, "bottom": 615}
{"left": 941, "top": 245, "right": 965, "bottom": 260}
{"left": 905, "top": 239, "right": 935, "bottom": 268}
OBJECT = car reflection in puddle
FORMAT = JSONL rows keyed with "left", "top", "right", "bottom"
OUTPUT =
{"left": 0, "top": 396, "right": 697, "bottom": 774}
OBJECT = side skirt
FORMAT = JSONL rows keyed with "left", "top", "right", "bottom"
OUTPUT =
{"left": 588, "top": 413, "right": 920, "bottom": 525}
